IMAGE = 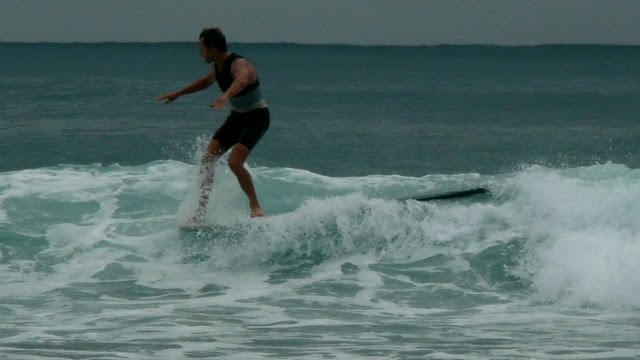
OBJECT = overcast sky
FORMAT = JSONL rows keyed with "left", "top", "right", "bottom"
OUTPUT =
{"left": 1, "top": 0, "right": 639, "bottom": 45}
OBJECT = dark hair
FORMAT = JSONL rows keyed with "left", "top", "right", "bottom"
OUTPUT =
{"left": 200, "top": 27, "right": 227, "bottom": 52}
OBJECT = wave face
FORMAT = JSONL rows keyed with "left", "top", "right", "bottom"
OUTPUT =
{"left": 2, "top": 161, "right": 640, "bottom": 359}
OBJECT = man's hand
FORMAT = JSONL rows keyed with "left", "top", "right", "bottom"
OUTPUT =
{"left": 156, "top": 92, "right": 180, "bottom": 104}
{"left": 211, "top": 94, "right": 229, "bottom": 110}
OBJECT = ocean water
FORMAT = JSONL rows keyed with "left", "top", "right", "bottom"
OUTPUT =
{"left": 1, "top": 43, "right": 640, "bottom": 359}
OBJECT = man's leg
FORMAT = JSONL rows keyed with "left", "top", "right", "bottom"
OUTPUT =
{"left": 192, "top": 139, "right": 225, "bottom": 223}
{"left": 227, "top": 143, "right": 263, "bottom": 217}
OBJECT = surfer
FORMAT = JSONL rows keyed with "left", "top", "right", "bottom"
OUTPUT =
{"left": 157, "top": 27, "right": 269, "bottom": 221}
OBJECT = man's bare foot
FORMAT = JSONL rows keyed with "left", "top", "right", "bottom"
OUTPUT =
{"left": 250, "top": 206, "right": 264, "bottom": 218}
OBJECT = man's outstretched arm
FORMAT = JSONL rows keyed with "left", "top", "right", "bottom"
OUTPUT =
{"left": 157, "top": 71, "right": 216, "bottom": 104}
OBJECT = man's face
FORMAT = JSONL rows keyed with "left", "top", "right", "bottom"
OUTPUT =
{"left": 199, "top": 38, "right": 215, "bottom": 63}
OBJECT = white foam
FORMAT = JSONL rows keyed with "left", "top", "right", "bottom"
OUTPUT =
{"left": 505, "top": 164, "right": 640, "bottom": 307}
{"left": 4, "top": 161, "right": 640, "bottom": 311}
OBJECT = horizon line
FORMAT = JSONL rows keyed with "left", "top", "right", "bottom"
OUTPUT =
{"left": 1, "top": 41, "right": 639, "bottom": 47}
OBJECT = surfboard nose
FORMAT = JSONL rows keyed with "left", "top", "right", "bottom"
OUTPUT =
{"left": 401, "top": 187, "right": 490, "bottom": 202}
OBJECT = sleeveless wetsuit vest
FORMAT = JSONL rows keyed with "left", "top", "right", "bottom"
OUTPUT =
{"left": 215, "top": 53, "right": 267, "bottom": 113}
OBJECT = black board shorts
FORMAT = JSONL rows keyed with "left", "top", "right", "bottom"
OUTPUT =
{"left": 212, "top": 107, "right": 270, "bottom": 151}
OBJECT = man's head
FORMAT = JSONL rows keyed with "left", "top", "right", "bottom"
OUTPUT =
{"left": 199, "top": 27, "right": 227, "bottom": 63}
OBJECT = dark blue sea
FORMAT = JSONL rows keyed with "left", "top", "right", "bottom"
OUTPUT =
{"left": 1, "top": 43, "right": 640, "bottom": 359}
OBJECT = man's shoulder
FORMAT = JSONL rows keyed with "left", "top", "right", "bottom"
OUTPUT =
{"left": 231, "top": 56, "right": 254, "bottom": 69}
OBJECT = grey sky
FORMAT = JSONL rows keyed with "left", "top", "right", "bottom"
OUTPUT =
{"left": 1, "top": 0, "right": 639, "bottom": 45}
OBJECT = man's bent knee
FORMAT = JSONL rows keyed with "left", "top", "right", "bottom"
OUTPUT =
{"left": 205, "top": 140, "right": 224, "bottom": 160}
{"left": 228, "top": 159, "right": 245, "bottom": 174}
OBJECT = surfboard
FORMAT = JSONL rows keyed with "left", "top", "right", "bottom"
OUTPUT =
{"left": 399, "top": 187, "right": 490, "bottom": 202}
{"left": 179, "top": 188, "right": 489, "bottom": 231}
